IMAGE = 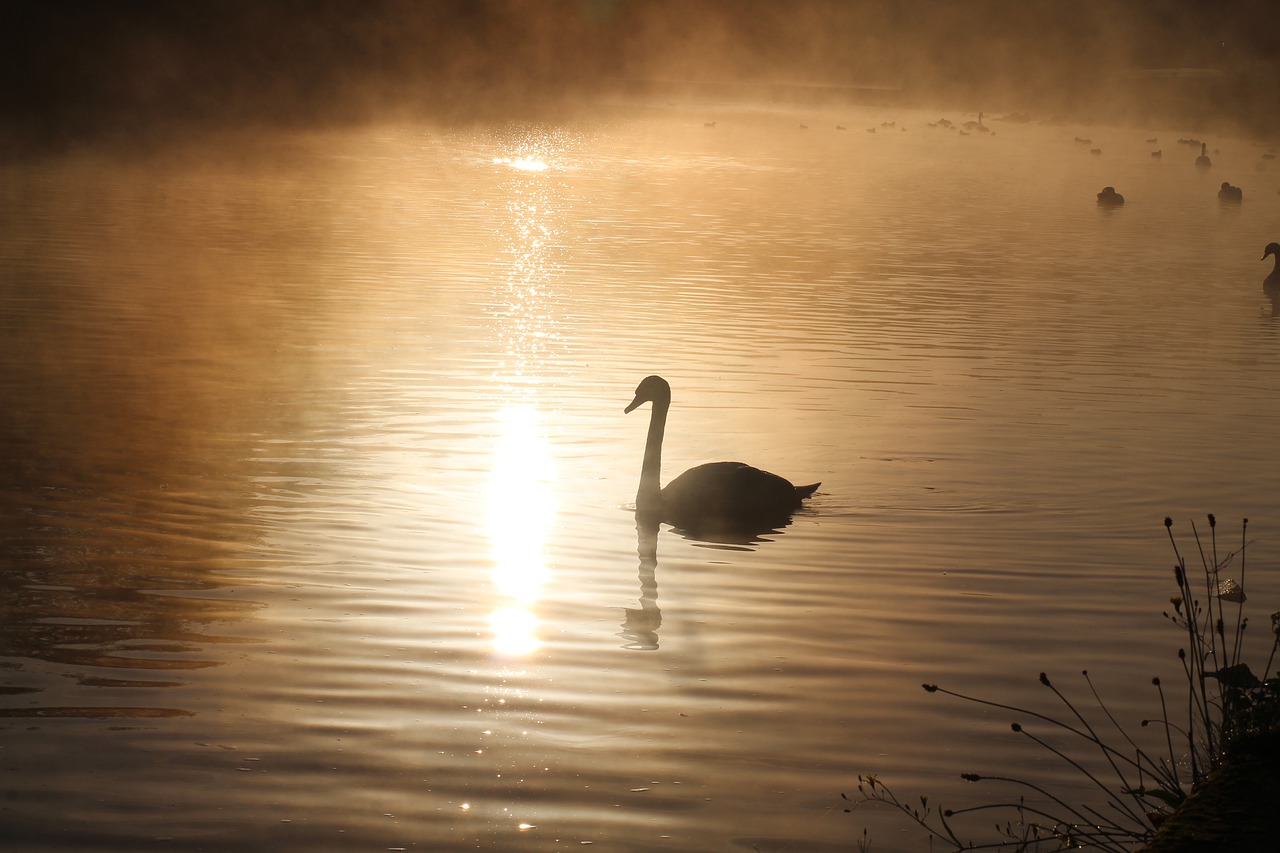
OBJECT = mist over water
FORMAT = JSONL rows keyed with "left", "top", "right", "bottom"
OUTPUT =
{"left": 3, "top": 0, "right": 1280, "bottom": 149}
{"left": 4, "top": 4, "right": 1280, "bottom": 852}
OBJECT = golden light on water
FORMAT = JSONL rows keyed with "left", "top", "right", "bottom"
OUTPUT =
{"left": 493, "top": 156, "right": 549, "bottom": 172}
{"left": 486, "top": 405, "right": 556, "bottom": 656}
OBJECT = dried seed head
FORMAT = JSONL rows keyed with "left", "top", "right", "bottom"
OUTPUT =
{"left": 1208, "top": 514, "right": 1216, "bottom": 528}
{"left": 1165, "top": 517, "right": 1173, "bottom": 528}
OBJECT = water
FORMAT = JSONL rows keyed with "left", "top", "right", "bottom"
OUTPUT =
{"left": 3, "top": 103, "right": 1280, "bottom": 851}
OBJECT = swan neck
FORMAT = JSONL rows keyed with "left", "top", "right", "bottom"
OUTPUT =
{"left": 637, "top": 397, "right": 669, "bottom": 514}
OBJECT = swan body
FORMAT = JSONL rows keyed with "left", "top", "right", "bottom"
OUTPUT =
{"left": 1218, "top": 181, "right": 1243, "bottom": 202}
{"left": 625, "top": 375, "right": 819, "bottom": 531}
{"left": 1196, "top": 143, "right": 1211, "bottom": 168}
{"left": 1097, "top": 186, "right": 1124, "bottom": 206}
{"left": 1264, "top": 243, "right": 1280, "bottom": 287}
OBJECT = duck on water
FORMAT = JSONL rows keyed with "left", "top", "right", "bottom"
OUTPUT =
{"left": 625, "top": 375, "right": 819, "bottom": 536}
{"left": 1097, "top": 186, "right": 1125, "bottom": 206}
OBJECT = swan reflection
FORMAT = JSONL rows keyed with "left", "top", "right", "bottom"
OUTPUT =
{"left": 486, "top": 405, "right": 555, "bottom": 656}
{"left": 620, "top": 520, "right": 662, "bottom": 650}
{"left": 618, "top": 510, "right": 802, "bottom": 651}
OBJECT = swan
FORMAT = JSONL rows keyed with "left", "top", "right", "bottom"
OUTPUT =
{"left": 1263, "top": 243, "right": 1280, "bottom": 287}
{"left": 1097, "top": 186, "right": 1124, "bottom": 206}
{"left": 1196, "top": 142, "right": 1212, "bottom": 168}
{"left": 625, "top": 375, "right": 819, "bottom": 531}
{"left": 1218, "top": 181, "right": 1243, "bottom": 201}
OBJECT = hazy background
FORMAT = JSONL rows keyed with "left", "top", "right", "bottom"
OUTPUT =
{"left": 2, "top": 0, "right": 1279, "bottom": 152}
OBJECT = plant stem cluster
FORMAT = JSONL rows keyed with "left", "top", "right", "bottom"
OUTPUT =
{"left": 848, "top": 515, "right": 1280, "bottom": 851}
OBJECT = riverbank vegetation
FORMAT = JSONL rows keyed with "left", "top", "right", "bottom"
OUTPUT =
{"left": 848, "top": 515, "right": 1280, "bottom": 851}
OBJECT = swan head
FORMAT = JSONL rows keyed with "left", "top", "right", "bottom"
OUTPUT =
{"left": 1264, "top": 242, "right": 1280, "bottom": 261}
{"left": 625, "top": 375, "right": 672, "bottom": 413}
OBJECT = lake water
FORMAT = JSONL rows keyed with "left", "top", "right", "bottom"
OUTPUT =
{"left": 3, "top": 101, "right": 1280, "bottom": 851}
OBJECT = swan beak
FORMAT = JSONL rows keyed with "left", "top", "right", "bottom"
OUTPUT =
{"left": 624, "top": 396, "right": 642, "bottom": 414}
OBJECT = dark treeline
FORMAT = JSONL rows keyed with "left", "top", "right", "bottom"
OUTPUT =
{"left": 1, "top": 0, "right": 1277, "bottom": 149}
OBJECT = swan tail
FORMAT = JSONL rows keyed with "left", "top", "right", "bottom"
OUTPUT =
{"left": 794, "top": 482, "right": 820, "bottom": 500}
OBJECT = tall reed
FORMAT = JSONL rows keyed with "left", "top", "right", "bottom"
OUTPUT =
{"left": 848, "top": 515, "right": 1280, "bottom": 851}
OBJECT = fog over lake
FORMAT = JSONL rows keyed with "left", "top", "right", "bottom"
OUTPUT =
{"left": 3, "top": 3, "right": 1280, "bottom": 851}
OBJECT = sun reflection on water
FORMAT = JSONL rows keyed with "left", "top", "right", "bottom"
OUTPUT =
{"left": 492, "top": 156, "right": 550, "bottom": 172}
{"left": 486, "top": 405, "right": 556, "bottom": 656}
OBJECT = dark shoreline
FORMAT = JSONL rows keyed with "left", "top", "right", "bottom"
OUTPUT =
{"left": 1141, "top": 729, "right": 1280, "bottom": 853}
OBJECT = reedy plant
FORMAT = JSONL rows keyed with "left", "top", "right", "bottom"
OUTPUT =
{"left": 847, "top": 515, "right": 1280, "bottom": 851}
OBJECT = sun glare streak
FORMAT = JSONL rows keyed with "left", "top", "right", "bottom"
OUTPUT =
{"left": 486, "top": 405, "right": 556, "bottom": 656}
{"left": 492, "top": 156, "right": 549, "bottom": 172}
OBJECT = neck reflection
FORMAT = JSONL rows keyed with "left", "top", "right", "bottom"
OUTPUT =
{"left": 620, "top": 518, "right": 662, "bottom": 650}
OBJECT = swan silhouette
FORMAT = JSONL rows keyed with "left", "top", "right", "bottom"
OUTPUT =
{"left": 1264, "top": 243, "right": 1280, "bottom": 287}
{"left": 1218, "top": 181, "right": 1243, "bottom": 202}
{"left": 1196, "top": 143, "right": 1212, "bottom": 168}
{"left": 625, "top": 375, "right": 819, "bottom": 533}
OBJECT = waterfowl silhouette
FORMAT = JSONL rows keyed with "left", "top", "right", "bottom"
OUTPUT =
{"left": 1218, "top": 181, "right": 1243, "bottom": 202}
{"left": 1097, "top": 186, "right": 1125, "bottom": 206}
{"left": 1264, "top": 243, "right": 1280, "bottom": 287}
{"left": 1196, "top": 143, "right": 1212, "bottom": 168}
{"left": 625, "top": 375, "right": 819, "bottom": 534}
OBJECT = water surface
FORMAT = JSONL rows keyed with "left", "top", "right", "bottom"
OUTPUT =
{"left": 4, "top": 103, "right": 1280, "bottom": 851}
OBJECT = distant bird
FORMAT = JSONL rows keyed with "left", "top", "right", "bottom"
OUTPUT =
{"left": 866, "top": 127, "right": 876, "bottom": 133}
{"left": 962, "top": 112, "right": 988, "bottom": 132}
{"left": 1075, "top": 137, "right": 1092, "bottom": 145}
{"left": 625, "top": 375, "right": 819, "bottom": 534}
{"left": 1151, "top": 150, "right": 1162, "bottom": 158}
{"left": 836, "top": 125, "right": 847, "bottom": 131}
{"left": 1097, "top": 186, "right": 1125, "bottom": 206}
{"left": 1218, "top": 181, "right": 1243, "bottom": 202}
{"left": 1090, "top": 148, "right": 1102, "bottom": 155}
{"left": 1264, "top": 243, "right": 1280, "bottom": 287}
{"left": 704, "top": 121, "right": 717, "bottom": 128}
{"left": 799, "top": 124, "right": 808, "bottom": 130}
{"left": 1146, "top": 137, "right": 1158, "bottom": 143}
{"left": 1196, "top": 143, "right": 1212, "bottom": 168}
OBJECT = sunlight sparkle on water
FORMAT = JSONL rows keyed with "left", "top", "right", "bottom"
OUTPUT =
{"left": 493, "top": 156, "right": 549, "bottom": 172}
{"left": 486, "top": 405, "right": 556, "bottom": 656}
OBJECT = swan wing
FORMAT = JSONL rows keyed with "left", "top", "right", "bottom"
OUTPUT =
{"left": 662, "top": 461, "right": 815, "bottom": 526}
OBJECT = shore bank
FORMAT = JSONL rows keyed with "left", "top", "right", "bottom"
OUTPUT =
{"left": 1140, "top": 729, "right": 1280, "bottom": 853}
